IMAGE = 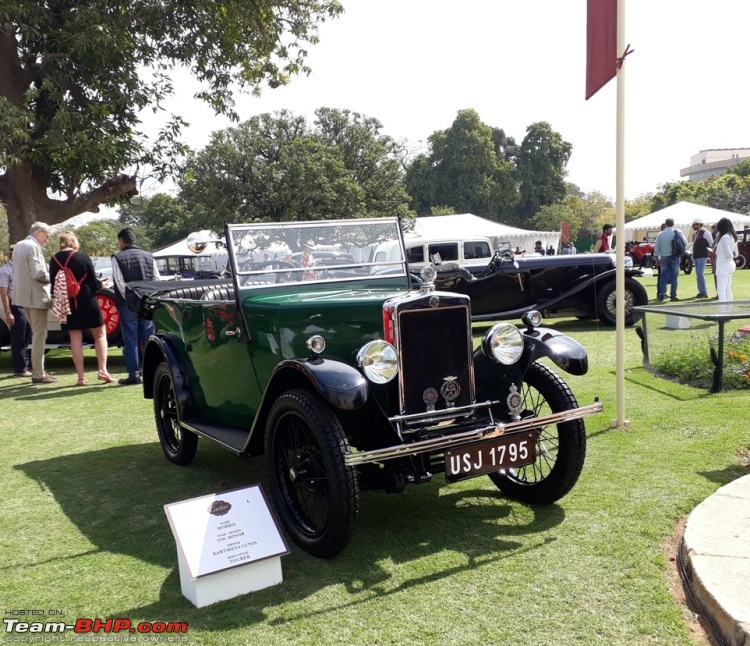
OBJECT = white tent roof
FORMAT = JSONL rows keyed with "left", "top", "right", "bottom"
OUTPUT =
{"left": 619, "top": 202, "right": 750, "bottom": 240}
{"left": 407, "top": 214, "right": 560, "bottom": 253}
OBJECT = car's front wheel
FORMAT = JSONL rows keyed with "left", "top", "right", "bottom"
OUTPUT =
{"left": 595, "top": 276, "right": 648, "bottom": 326}
{"left": 153, "top": 362, "right": 198, "bottom": 466}
{"left": 736, "top": 253, "right": 748, "bottom": 270}
{"left": 489, "top": 362, "right": 586, "bottom": 504}
{"left": 266, "top": 389, "right": 359, "bottom": 558}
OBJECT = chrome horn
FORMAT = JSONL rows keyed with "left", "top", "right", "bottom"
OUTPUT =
{"left": 186, "top": 231, "right": 224, "bottom": 254}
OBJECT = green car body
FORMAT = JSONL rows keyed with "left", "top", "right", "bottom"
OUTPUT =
{"left": 139, "top": 218, "right": 601, "bottom": 558}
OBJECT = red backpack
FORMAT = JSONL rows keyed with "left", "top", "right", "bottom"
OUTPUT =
{"left": 54, "top": 252, "right": 86, "bottom": 300}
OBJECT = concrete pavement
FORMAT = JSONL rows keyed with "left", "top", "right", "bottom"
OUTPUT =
{"left": 681, "top": 473, "right": 750, "bottom": 646}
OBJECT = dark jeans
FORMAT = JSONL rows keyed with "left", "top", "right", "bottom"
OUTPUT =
{"left": 657, "top": 255, "right": 680, "bottom": 298}
{"left": 119, "top": 305, "right": 154, "bottom": 379}
{"left": 10, "top": 303, "right": 31, "bottom": 373}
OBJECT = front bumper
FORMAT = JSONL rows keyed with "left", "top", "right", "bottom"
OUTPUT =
{"left": 344, "top": 401, "right": 602, "bottom": 466}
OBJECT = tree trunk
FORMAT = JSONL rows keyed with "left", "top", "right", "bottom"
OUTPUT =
{"left": 1, "top": 163, "right": 137, "bottom": 243}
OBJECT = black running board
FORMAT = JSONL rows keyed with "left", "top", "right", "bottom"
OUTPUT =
{"left": 180, "top": 418, "right": 249, "bottom": 455}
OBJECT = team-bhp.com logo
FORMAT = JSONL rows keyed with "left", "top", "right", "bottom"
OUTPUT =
{"left": 4, "top": 617, "right": 189, "bottom": 638}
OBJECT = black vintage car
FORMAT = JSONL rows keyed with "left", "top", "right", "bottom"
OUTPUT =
{"left": 430, "top": 246, "right": 649, "bottom": 326}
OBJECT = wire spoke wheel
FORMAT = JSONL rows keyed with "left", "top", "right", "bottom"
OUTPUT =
{"left": 266, "top": 389, "right": 358, "bottom": 558}
{"left": 153, "top": 362, "right": 197, "bottom": 465}
{"left": 276, "top": 415, "right": 331, "bottom": 535}
{"left": 489, "top": 362, "right": 586, "bottom": 504}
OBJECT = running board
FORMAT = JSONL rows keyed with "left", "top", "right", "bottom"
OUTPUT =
{"left": 180, "top": 418, "right": 249, "bottom": 455}
{"left": 345, "top": 402, "right": 603, "bottom": 466}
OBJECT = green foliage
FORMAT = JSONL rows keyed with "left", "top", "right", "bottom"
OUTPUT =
{"left": 654, "top": 328, "right": 750, "bottom": 390}
{"left": 0, "top": 0, "right": 343, "bottom": 239}
{"left": 405, "top": 112, "right": 571, "bottom": 227}
{"left": 179, "top": 109, "right": 412, "bottom": 228}
{"left": 405, "top": 109, "right": 518, "bottom": 220}
{"left": 515, "top": 122, "right": 572, "bottom": 221}
{"left": 532, "top": 190, "right": 614, "bottom": 242}
{"left": 119, "top": 193, "right": 196, "bottom": 249}
{"left": 73, "top": 219, "right": 122, "bottom": 256}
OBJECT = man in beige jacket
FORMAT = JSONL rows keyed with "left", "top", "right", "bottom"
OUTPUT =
{"left": 12, "top": 222, "right": 57, "bottom": 384}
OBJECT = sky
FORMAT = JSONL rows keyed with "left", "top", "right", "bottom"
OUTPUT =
{"left": 134, "top": 0, "right": 750, "bottom": 207}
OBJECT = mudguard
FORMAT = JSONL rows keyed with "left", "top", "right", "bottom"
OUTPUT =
{"left": 268, "top": 358, "right": 369, "bottom": 411}
{"left": 142, "top": 334, "right": 200, "bottom": 419}
{"left": 521, "top": 326, "right": 589, "bottom": 376}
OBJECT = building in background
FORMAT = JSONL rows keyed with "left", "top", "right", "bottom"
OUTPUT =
{"left": 680, "top": 148, "right": 750, "bottom": 181}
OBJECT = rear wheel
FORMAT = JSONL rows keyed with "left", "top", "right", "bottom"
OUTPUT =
{"left": 83, "top": 288, "right": 122, "bottom": 346}
{"left": 153, "top": 362, "right": 197, "bottom": 465}
{"left": 736, "top": 253, "right": 748, "bottom": 270}
{"left": 266, "top": 389, "right": 359, "bottom": 558}
{"left": 596, "top": 277, "right": 648, "bottom": 326}
{"left": 489, "top": 362, "right": 586, "bottom": 504}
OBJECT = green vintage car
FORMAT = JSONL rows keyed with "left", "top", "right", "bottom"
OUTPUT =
{"left": 138, "top": 218, "right": 602, "bottom": 558}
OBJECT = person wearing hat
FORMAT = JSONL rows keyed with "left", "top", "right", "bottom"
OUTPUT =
{"left": 691, "top": 218, "right": 713, "bottom": 298}
{"left": 0, "top": 243, "right": 32, "bottom": 377}
{"left": 12, "top": 222, "right": 57, "bottom": 383}
{"left": 301, "top": 239, "right": 317, "bottom": 280}
{"left": 112, "top": 227, "right": 161, "bottom": 385}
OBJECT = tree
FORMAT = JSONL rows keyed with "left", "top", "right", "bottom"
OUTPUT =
{"left": 515, "top": 122, "right": 572, "bottom": 222}
{"left": 405, "top": 109, "right": 518, "bottom": 219}
{"left": 73, "top": 219, "right": 121, "bottom": 257}
{"left": 119, "top": 193, "right": 195, "bottom": 249}
{"left": 0, "top": 1, "right": 343, "bottom": 243}
{"left": 532, "top": 190, "right": 614, "bottom": 245}
{"left": 179, "top": 109, "right": 412, "bottom": 229}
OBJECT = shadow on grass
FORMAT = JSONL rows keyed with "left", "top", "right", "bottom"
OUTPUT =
{"left": 698, "top": 463, "right": 749, "bottom": 486}
{"left": 16, "top": 443, "right": 565, "bottom": 629}
{"left": 620, "top": 366, "right": 716, "bottom": 402}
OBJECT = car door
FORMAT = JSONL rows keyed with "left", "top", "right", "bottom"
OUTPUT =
{"left": 180, "top": 296, "right": 263, "bottom": 429}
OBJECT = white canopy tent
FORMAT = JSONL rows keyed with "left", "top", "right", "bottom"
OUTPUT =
{"left": 406, "top": 214, "right": 560, "bottom": 254}
{"left": 618, "top": 202, "right": 750, "bottom": 243}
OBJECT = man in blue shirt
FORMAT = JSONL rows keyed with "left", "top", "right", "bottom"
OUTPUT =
{"left": 654, "top": 217, "right": 687, "bottom": 302}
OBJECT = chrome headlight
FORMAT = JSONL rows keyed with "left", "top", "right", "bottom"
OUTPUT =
{"left": 482, "top": 323, "right": 524, "bottom": 365}
{"left": 357, "top": 340, "right": 398, "bottom": 384}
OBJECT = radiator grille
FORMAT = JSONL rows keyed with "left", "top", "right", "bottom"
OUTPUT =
{"left": 397, "top": 305, "right": 473, "bottom": 415}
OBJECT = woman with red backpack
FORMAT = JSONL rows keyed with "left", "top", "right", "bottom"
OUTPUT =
{"left": 49, "top": 231, "right": 116, "bottom": 386}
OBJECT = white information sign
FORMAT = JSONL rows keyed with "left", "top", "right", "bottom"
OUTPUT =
{"left": 164, "top": 485, "right": 289, "bottom": 606}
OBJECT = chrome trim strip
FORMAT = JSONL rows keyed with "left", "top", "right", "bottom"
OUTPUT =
{"left": 344, "top": 402, "right": 603, "bottom": 466}
{"left": 388, "top": 400, "right": 500, "bottom": 424}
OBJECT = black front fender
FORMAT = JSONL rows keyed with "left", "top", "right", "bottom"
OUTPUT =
{"left": 522, "top": 326, "right": 589, "bottom": 376}
{"left": 269, "top": 358, "right": 369, "bottom": 411}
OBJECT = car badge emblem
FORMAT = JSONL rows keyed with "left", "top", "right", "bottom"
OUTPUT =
{"left": 423, "top": 387, "right": 438, "bottom": 412}
{"left": 440, "top": 376, "right": 460, "bottom": 408}
{"left": 506, "top": 384, "right": 523, "bottom": 421}
{"left": 429, "top": 295, "right": 440, "bottom": 308}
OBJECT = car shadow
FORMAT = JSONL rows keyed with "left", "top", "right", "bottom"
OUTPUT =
{"left": 16, "top": 443, "right": 566, "bottom": 628}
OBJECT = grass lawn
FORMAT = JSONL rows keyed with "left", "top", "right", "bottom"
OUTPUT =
{"left": 1, "top": 269, "right": 749, "bottom": 645}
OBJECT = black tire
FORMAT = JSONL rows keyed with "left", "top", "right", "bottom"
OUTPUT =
{"left": 489, "top": 362, "right": 586, "bottom": 504}
{"left": 265, "top": 389, "right": 359, "bottom": 558}
{"left": 595, "top": 276, "right": 648, "bottom": 326}
{"left": 736, "top": 254, "right": 748, "bottom": 270}
{"left": 153, "top": 362, "right": 198, "bottom": 466}
{"left": 681, "top": 255, "right": 693, "bottom": 275}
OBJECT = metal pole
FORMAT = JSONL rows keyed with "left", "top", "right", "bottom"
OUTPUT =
{"left": 612, "top": 0, "right": 629, "bottom": 428}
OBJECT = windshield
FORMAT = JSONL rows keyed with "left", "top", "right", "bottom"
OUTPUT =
{"left": 226, "top": 218, "right": 407, "bottom": 286}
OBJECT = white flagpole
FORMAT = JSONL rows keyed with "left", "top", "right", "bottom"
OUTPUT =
{"left": 613, "top": 0, "right": 629, "bottom": 428}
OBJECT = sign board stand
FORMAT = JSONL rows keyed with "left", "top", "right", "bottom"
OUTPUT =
{"left": 164, "top": 484, "right": 289, "bottom": 608}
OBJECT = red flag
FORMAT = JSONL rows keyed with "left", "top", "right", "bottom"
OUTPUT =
{"left": 586, "top": 0, "right": 617, "bottom": 100}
